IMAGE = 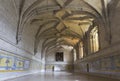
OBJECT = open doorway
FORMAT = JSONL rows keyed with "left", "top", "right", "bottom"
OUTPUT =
{"left": 52, "top": 66, "right": 54, "bottom": 72}
{"left": 87, "top": 64, "right": 89, "bottom": 72}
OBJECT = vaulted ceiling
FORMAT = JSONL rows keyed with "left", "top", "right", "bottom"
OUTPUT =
{"left": 15, "top": 0, "right": 115, "bottom": 58}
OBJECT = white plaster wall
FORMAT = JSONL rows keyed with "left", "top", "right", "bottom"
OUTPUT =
{"left": 0, "top": 1, "right": 43, "bottom": 80}
{"left": 0, "top": 0, "right": 18, "bottom": 43}
{"left": 45, "top": 47, "right": 74, "bottom": 72}
{"left": 46, "top": 47, "right": 73, "bottom": 63}
{"left": 111, "top": 2, "right": 120, "bottom": 43}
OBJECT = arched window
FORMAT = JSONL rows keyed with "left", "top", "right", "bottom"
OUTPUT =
{"left": 79, "top": 42, "right": 84, "bottom": 59}
{"left": 73, "top": 49, "right": 77, "bottom": 61}
{"left": 90, "top": 27, "right": 99, "bottom": 53}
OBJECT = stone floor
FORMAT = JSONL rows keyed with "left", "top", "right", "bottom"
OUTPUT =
{"left": 5, "top": 72, "right": 120, "bottom": 81}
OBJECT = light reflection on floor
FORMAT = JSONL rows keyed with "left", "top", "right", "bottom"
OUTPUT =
{"left": 5, "top": 72, "right": 120, "bottom": 81}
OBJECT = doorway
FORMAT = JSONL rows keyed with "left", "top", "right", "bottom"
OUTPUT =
{"left": 87, "top": 64, "right": 89, "bottom": 72}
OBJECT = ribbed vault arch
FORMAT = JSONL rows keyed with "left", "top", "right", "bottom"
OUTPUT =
{"left": 16, "top": 0, "right": 114, "bottom": 59}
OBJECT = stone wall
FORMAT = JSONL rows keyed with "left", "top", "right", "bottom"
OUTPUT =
{"left": 74, "top": 1, "right": 120, "bottom": 79}
{"left": 74, "top": 43, "right": 120, "bottom": 79}
{"left": 45, "top": 47, "right": 74, "bottom": 72}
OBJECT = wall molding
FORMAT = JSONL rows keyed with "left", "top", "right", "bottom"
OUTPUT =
{"left": 0, "top": 35, "right": 43, "bottom": 62}
{"left": 0, "top": 35, "right": 33, "bottom": 55}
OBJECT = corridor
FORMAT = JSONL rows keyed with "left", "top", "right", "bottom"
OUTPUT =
{"left": 1, "top": 0, "right": 120, "bottom": 81}
{"left": 4, "top": 72, "right": 120, "bottom": 81}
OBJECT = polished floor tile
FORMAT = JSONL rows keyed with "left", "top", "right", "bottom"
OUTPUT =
{"left": 5, "top": 72, "right": 120, "bottom": 81}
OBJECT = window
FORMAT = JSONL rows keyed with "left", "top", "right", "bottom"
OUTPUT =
{"left": 73, "top": 49, "right": 77, "bottom": 61}
{"left": 79, "top": 42, "right": 84, "bottom": 58}
{"left": 90, "top": 27, "right": 99, "bottom": 53}
{"left": 55, "top": 52, "right": 64, "bottom": 61}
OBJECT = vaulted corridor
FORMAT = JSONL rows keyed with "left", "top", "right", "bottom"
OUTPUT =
{"left": 1, "top": 0, "right": 120, "bottom": 81}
